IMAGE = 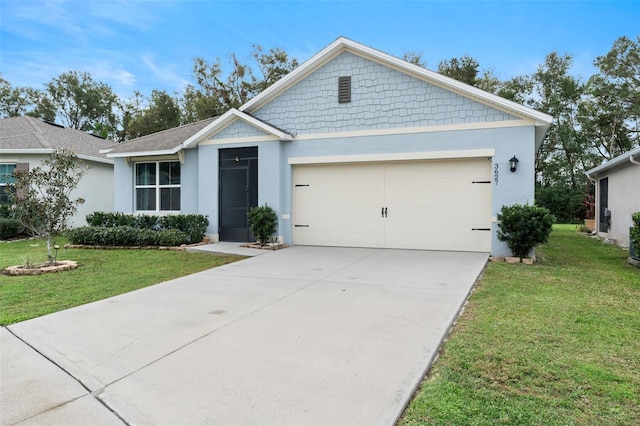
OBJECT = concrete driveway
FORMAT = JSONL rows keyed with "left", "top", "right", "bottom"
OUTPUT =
{"left": 1, "top": 246, "right": 487, "bottom": 425}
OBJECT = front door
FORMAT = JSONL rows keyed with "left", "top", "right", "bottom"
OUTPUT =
{"left": 219, "top": 147, "right": 258, "bottom": 242}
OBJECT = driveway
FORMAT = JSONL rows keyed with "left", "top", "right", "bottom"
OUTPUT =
{"left": 2, "top": 246, "right": 487, "bottom": 425}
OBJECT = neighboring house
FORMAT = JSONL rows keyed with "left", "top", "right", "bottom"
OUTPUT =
{"left": 103, "top": 37, "right": 552, "bottom": 257}
{"left": 0, "top": 116, "right": 114, "bottom": 227}
{"left": 586, "top": 146, "right": 640, "bottom": 247}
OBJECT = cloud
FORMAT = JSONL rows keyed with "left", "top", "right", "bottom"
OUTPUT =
{"left": 142, "top": 55, "right": 191, "bottom": 92}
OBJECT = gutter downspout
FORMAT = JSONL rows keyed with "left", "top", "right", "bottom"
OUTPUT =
{"left": 630, "top": 154, "right": 640, "bottom": 166}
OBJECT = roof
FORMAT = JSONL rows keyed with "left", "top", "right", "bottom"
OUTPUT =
{"left": 102, "top": 117, "right": 217, "bottom": 157}
{"left": 0, "top": 116, "right": 114, "bottom": 164}
{"left": 585, "top": 146, "right": 640, "bottom": 177}
{"left": 107, "top": 37, "right": 554, "bottom": 158}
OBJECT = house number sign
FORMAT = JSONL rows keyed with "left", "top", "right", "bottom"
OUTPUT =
{"left": 494, "top": 163, "right": 499, "bottom": 185}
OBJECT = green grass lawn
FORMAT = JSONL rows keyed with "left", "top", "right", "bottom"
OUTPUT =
{"left": 0, "top": 238, "right": 244, "bottom": 325}
{"left": 399, "top": 225, "right": 640, "bottom": 425}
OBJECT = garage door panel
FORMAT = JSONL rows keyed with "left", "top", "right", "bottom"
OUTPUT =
{"left": 293, "top": 158, "right": 492, "bottom": 252}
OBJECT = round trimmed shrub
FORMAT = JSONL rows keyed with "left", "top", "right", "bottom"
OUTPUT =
{"left": 247, "top": 204, "right": 277, "bottom": 245}
{"left": 497, "top": 203, "right": 555, "bottom": 258}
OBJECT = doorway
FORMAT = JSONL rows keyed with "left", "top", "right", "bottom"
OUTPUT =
{"left": 219, "top": 147, "right": 258, "bottom": 242}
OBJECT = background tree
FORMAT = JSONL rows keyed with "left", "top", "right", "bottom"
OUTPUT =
{"left": 181, "top": 45, "right": 298, "bottom": 122}
{"left": 0, "top": 76, "right": 33, "bottom": 118}
{"left": 124, "top": 90, "right": 181, "bottom": 139}
{"left": 437, "top": 55, "right": 481, "bottom": 86}
{"left": 37, "top": 71, "right": 121, "bottom": 139}
{"left": 9, "top": 148, "right": 88, "bottom": 264}
{"left": 592, "top": 35, "right": 640, "bottom": 149}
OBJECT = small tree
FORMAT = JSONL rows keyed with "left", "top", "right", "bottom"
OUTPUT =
{"left": 9, "top": 148, "right": 88, "bottom": 264}
{"left": 247, "top": 204, "right": 277, "bottom": 246}
{"left": 497, "top": 203, "right": 555, "bottom": 258}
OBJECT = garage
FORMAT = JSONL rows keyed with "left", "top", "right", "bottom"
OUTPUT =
{"left": 293, "top": 158, "right": 492, "bottom": 252}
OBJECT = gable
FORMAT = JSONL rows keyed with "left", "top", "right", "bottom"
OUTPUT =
{"left": 251, "top": 52, "right": 520, "bottom": 136}
{"left": 211, "top": 119, "right": 271, "bottom": 140}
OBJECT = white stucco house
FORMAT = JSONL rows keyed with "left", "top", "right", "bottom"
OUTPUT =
{"left": 586, "top": 146, "right": 640, "bottom": 248}
{"left": 0, "top": 116, "right": 114, "bottom": 227}
{"left": 103, "top": 37, "right": 552, "bottom": 256}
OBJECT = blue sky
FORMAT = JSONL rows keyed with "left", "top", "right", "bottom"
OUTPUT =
{"left": 1, "top": 0, "right": 639, "bottom": 101}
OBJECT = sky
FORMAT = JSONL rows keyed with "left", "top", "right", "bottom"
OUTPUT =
{"left": 1, "top": 0, "right": 639, "bottom": 102}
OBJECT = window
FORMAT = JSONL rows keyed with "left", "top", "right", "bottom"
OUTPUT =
{"left": 0, "top": 164, "right": 16, "bottom": 204}
{"left": 135, "top": 161, "right": 180, "bottom": 212}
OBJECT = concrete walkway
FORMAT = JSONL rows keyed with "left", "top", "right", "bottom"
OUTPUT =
{"left": 1, "top": 246, "right": 487, "bottom": 425}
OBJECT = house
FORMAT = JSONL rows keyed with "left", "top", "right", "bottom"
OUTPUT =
{"left": 0, "top": 116, "right": 114, "bottom": 227}
{"left": 586, "top": 146, "right": 640, "bottom": 247}
{"left": 103, "top": 37, "right": 552, "bottom": 257}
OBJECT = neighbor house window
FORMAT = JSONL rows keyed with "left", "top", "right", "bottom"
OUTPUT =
{"left": 135, "top": 161, "right": 180, "bottom": 212}
{"left": 0, "top": 164, "right": 17, "bottom": 204}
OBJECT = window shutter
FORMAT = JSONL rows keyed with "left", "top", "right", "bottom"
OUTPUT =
{"left": 338, "top": 76, "right": 351, "bottom": 103}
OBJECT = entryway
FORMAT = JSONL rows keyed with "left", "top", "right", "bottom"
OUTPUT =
{"left": 218, "top": 147, "right": 258, "bottom": 242}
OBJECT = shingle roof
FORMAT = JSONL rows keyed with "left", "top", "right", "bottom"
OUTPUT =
{"left": 0, "top": 116, "right": 114, "bottom": 163}
{"left": 102, "top": 117, "right": 218, "bottom": 156}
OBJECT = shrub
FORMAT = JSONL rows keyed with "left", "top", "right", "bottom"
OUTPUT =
{"left": 497, "top": 203, "right": 555, "bottom": 258}
{"left": 86, "top": 212, "right": 209, "bottom": 243}
{"left": 65, "top": 226, "right": 190, "bottom": 246}
{"left": 247, "top": 204, "right": 277, "bottom": 245}
{"left": 0, "top": 218, "right": 22, "bottom": 240}
{"left": 630, "top": 212, "right": 640, "bottom": 257}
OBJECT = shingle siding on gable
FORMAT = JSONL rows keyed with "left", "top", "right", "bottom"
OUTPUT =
{"left": 253, "top": 52, "right": 518, "bottom": 135}
{"left": 211, "top": 120, "right": 267, "bottom": 140}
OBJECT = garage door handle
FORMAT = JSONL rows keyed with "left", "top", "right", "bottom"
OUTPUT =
{"left": 384, "top": 207, "right": 388, "bottom": 217}
{"left": 381, "top": 207, "right": 384, "bottom": 218}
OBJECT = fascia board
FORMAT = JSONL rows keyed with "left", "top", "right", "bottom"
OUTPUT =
{"left": 183, "top": 109, "right": 292, "bottom": 148}
{"left": 182, "top": 111, "right": 235, "bottom": 148}
{"left": 0, "top": 149, "right": 112, "bottom": 165}
{"left": 76, "top": 154, "right": 114, "bottom": 165}
{"left": 0, "top": 149, "right": 54, "bottom": 155}
{"left": 586, "top": 146, "right": 640, "bottom": 176}
{"left": 106, "top": 149, "right": 179, "bottom": 158}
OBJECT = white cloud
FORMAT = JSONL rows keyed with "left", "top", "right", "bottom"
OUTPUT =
{"left": 142, "top": 55, "right": 191, "bottom": 92}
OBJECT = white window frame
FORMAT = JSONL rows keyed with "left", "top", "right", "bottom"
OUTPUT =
{"left": 134, "top": 161, "right": 181, "bottom": 213}
{"left": 0, "top": 163, "right": 17, "bottom": 204}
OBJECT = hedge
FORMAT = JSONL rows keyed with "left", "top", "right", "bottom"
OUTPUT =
{"left": 65, "top": 226, "right": 190, "bottom": 247}
{"left": 0, "top": 218, "right": 22, "bottom": 240}
{"left": 86, "top": 212, "right": 208, "bottom": 243}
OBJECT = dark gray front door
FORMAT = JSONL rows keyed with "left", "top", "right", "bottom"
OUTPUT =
{"left": 219, "top": 147, "right": 258, "bottom": 242}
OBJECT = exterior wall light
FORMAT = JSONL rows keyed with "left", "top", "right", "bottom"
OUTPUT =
{"left": 509, "top": 156, "right": 519, "bottom": 172}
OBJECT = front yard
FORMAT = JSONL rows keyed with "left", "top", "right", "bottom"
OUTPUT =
{"left": 0, "top": 238, "right": 243, "bottom": 325}
{"left": 1, "top": 227, "right": 638, "bottom": 424}
{"left": 400, "top": 225, "right": 640, "bottom": 425}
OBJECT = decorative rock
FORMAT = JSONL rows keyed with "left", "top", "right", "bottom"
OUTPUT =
{"left": 489, "top": 257, "right": 505, "bottom": 262}
{"left": 505, "top": 257, "right": 521, "bottom": 264}
{"left": 5, "top": 260, "right": 78, "bottom": 276}
{"left": 628, "top": 257, "right": 640, "bottom": 268}
{"left": 522, "top": 257, "right": 535, "bottom": 265}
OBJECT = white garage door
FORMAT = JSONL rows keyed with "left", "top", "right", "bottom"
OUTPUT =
{"left": 293, "top": 158, "right": 492, "bottom": 252}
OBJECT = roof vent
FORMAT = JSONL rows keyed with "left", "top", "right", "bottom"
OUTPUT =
{"left": 338, "top": 76, "right": 351, "bottom": 103}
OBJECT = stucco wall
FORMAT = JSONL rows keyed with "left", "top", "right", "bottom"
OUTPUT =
{"left": 253, "top": 52, "right": 518, "bottom": 135}
{"left": 0, "top": 153, "right": 113, "bottom": 227}
{"left": 596, "top": 162, "right": 640, "bottom": 247}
